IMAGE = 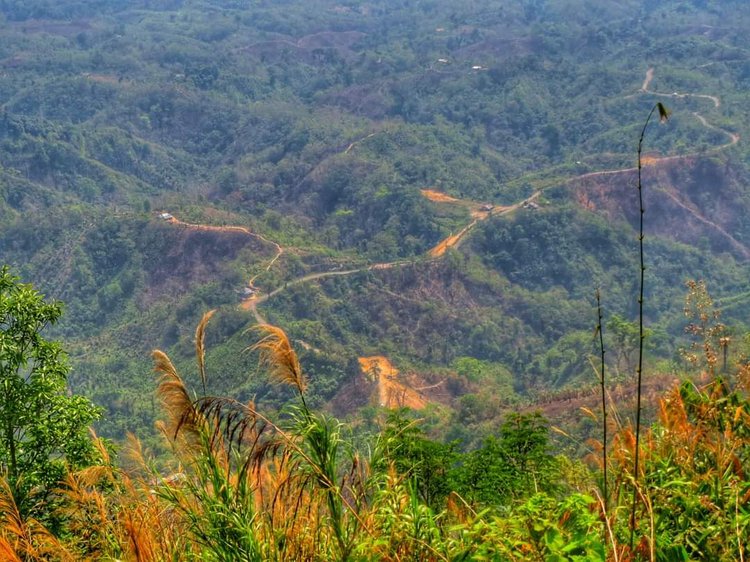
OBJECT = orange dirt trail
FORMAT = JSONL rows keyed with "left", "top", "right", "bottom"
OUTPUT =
{"left": 167, "top": 217, "right": 252, "bottom": 235}
{"left": 165, "top": 215, "right": 283, "bottom": 312}
{"left": 358, "top": 356, "right": 427, "bottom": 410}
{"left": 428, "top": 221, "right": 477, "bottom": 257}
{"left": 422, "top": 189, "right": 531, "bottom": 257}
{"left": 420, "top": 189, "right": 462, "bottom": 203}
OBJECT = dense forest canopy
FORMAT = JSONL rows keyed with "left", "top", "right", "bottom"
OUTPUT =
{"left": 0, "top": 0, "right": 749, "bottom": 448}
{"left": 2, "top": 0, "right": 750, "bottom": 559}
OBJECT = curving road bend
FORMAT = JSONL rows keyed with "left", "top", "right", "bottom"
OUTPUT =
{"left": 166, "top": 67, "right": 742, "bottom": 326}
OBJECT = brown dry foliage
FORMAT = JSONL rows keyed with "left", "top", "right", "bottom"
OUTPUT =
{"left": 249, "top": 324, "right": 306, "bottom": 396}
{"left": 195, "top": 309, "right": 216, "bottom": 394}
{"left": 0, "top": 478, "right": 76, "bottom": 561}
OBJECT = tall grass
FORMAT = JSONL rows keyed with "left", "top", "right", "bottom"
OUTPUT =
{"left": 3, "top": 307, "right": 749, "bottom": 560}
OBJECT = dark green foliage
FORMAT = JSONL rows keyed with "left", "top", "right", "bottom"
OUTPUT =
{"left": 378, "top": 409, "right": 558, "bottom": 511}
{"left": 455, "top": 412, "right": 558, "bottom": 507}
{"left": 0, "top": 266, "right": 100, "bottom": 517}
{"left": 377, "top": 409, "right": 457, "bottom": 509}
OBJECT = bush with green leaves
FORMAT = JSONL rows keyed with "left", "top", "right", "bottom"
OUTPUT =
{"left": 0, "top": 266, "right": 101, "bottom": 520}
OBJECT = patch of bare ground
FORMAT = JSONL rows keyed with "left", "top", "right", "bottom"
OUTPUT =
{"left": 452, "top": 36, "right": 532, "bottom": 61}
{"left": 139, "top": 221, "right": 267, "bottom": 305}
{"left": 297, "top": 30, "right": 367, "bottom": 50}
{"left": 321, "top": 83, "right": 391, "bottom": 119}
{"left": 569, "top": 157, "right": 750, "bottom": 260}
{"left": 238, "top": 30, "right": 366, "bottom": 64}
{"left": 528, "top": 372, "right": 680, "bottom": 444}
{"left": 83, "top": 73, "right": 130, "bottom": 86}
{"left": 329, "top": 370, "right": 377, "bottom": 417}
{"left": 330, "top": 356, "right": 455, "bottom": 416}
{"left": 0, "top": 53, "right": 30, "bottom": 68}
{"left": 357, "top": 356, "right": 425, "bottom": 410}
{"left": 372, "top": 266, "right": 477, "bottom": 313}
{"left": 421, "top": 189, "right": 462, "bottom": 204}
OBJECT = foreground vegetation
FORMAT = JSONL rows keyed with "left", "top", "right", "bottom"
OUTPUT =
{"left": 1, "top": 269, "right": 748, "bottom": 560}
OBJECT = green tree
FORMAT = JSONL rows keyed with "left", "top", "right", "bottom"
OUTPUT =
{"left": 607, "top": 314, "right": 655, "bottom": 376}
{"left": 0, "top": 266, "right": 100, "bottom": 515}
{"left": 377, "top": 409, "right": 457, "bottom": 509}
{"left": 456, "top": 412, "right": 558, "bottom": 507}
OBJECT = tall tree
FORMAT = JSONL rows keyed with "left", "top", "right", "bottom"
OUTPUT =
{"left": 0, "top": 266, "right": 100, "bottom": 514}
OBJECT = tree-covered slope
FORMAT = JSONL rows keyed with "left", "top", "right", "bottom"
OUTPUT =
{"left": 2, "top": 0, "right": 750, "bottom": 441}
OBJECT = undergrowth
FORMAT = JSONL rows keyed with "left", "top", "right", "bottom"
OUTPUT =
{"left": 1, "top": 293, "right": 749, "bottom": 560}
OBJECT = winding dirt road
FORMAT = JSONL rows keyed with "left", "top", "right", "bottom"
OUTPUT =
{"left": 637, "top": 67, "right": 735, "bottom": 149}
{"left": 177, "top": 64, "right": 743, "bottom": 329}
{"left": 161, "top": 65, "right": 742, "bottom": 403}
{"left": 166, "top": 216, "right": 252, "bottom": 235}
{"left": 570, "top": 68, "right": 744, "bottom": 255}
{"left": 629, "top": 68, "right": 744, "bottom": 254}
{"left": 241, "top": 260, "right": 415, "bottom": 324}
{"left": 587, "top": 68, "right": 738, "bottom": 187}
{"left": 164, "top": 215, "right": 283, "bottom": 308}
{"left": 637, "top": 66, "right": 720, "bottom": 107}
{"left": 640, "top": 67, "right": 654, "bottom": 92}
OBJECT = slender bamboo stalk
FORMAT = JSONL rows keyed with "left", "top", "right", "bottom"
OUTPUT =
{"left": 629, "top": 102, "right": 669, "bottom": 551}
{"left": 595, "top": 289, "right": 607, "bottom": 512}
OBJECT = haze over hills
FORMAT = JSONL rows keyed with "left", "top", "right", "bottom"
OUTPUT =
{"left": 1, "top": 0, "right": 750, "bottom": 444}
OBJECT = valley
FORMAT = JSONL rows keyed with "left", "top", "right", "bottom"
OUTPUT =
{"left": 0, "top": 1, "right": 749, "bottom": 447}
{"left": 146, "top": 64, "right": 744, "bottom": 416}
{"left": 2, "top": 1, "right": 750, "bottom": 557}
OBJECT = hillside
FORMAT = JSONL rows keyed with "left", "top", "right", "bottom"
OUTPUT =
{"left": 1, "top": 0, "right": 750, "bottom": 443}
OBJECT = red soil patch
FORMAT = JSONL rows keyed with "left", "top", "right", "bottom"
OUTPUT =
{"left": 358, "top": 356, "right": 428, "bottom": 410}
{"left": 421, "top": 189, "right": 461, "bottom": 203}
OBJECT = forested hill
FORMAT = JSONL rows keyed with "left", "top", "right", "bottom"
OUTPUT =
{"left": 1, "top": 0, "right": 750, "bottom": 444}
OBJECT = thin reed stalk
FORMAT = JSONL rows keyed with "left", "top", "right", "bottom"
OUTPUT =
{"left": 629, "top": 102, "right": 670, "bottom": 551}
{"left": 595, "top": 289, "right": 608, "bottom": 511}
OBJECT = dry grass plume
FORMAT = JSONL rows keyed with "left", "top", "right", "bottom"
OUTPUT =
{"left": 249, "top": 324, "right": 306, "bottom": 397}
{"left": 195, "top": 309, "right": 216, "bottom": 396}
